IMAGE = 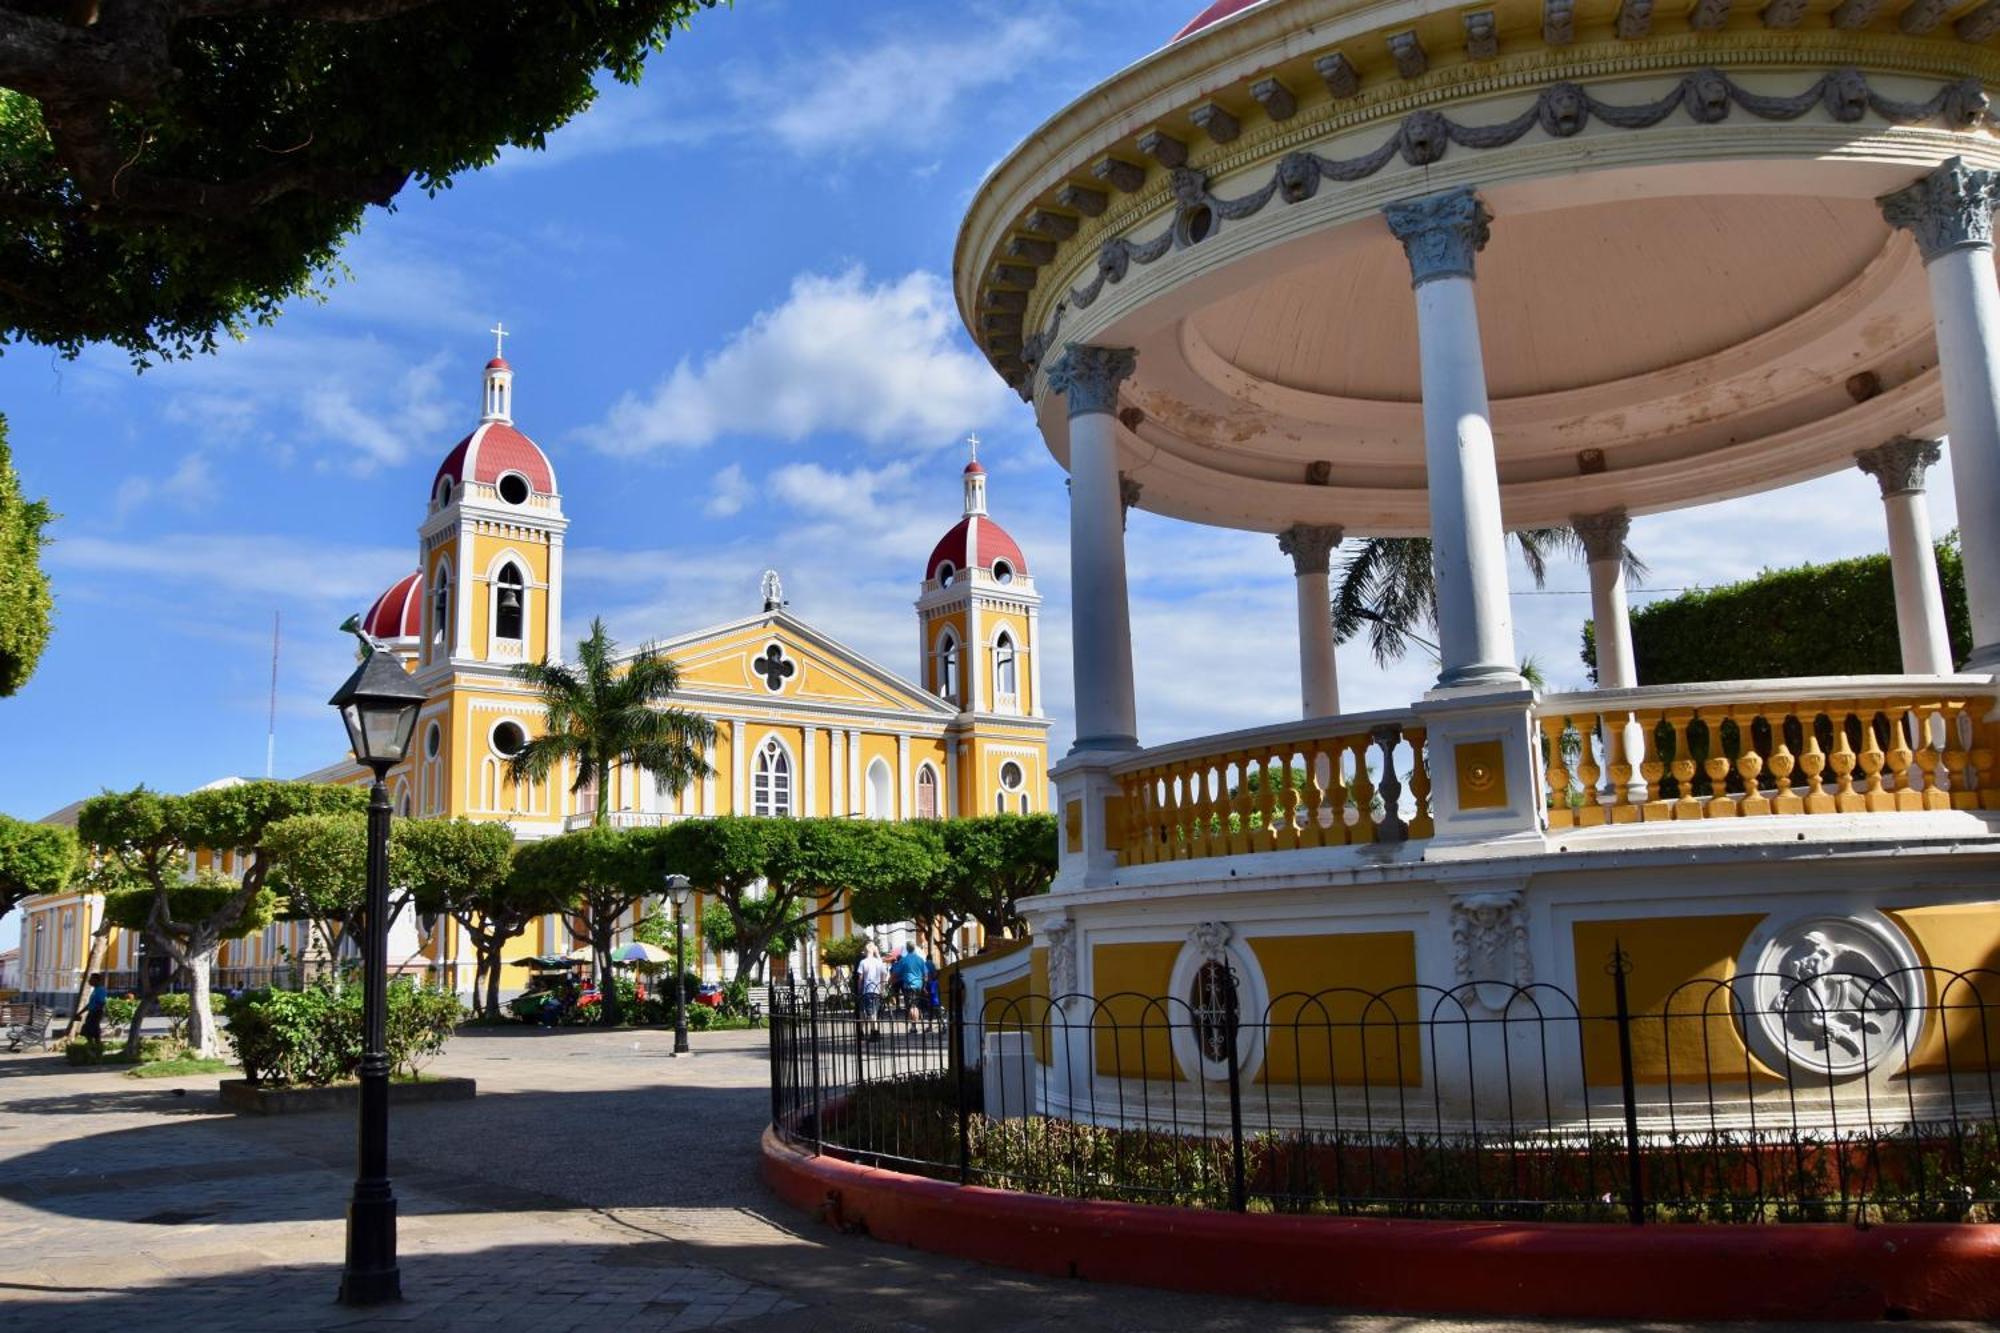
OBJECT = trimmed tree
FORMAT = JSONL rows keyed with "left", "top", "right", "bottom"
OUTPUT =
{"left": 508, "top": 617, "right": 716, "bottom": 826}
{"left": 849, "top": 815, "right": 1057, "bottom": 956}
{"left": 263, "top": 810, "right": 369, "bottom": 968}
{"left": 0, "top": 812, "right": 73, "bottom": 927}
{"left": 0, "top": 2, "right": 721, "bottom": 364}
{"left": 509, "top": 825, "right": 652, "bottom": 1026}
{"left": 1581, "top": 537, "right": 1972, "bottom": 683}
{"left": 0, "top": 418, "right": 55, "bottom": 697}
{"left": 78, "top": 781, "right": 366, "bottom": 1057}
{"left": 397, "top": 818, "right": 528, "bottom": 1020}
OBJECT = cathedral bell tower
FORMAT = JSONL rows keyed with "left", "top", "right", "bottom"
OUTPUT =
{"left": 916, "top": 438, "right": 1049, "bottom": 815}
{"left": 416, "top": 326, "right": 567, "bottom": 680}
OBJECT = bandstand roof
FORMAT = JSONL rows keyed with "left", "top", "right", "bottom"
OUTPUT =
{"left": 957, "top": 0, "right": 2000, "bottom": 535}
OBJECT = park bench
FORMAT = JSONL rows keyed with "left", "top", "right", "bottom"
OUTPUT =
{"left": 745, "top": 985, "right": 768, "bottom": 1027}
{"left": 5, "top": 1004, "right": 52, "bottom": 1053}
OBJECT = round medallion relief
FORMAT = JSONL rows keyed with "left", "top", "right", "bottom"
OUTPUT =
{"left": 1736, "top": 911, "right": 1925, "bottom": 1081}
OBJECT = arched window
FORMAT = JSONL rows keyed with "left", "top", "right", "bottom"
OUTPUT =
{"left": 915, "top": 765, "right": 939, "bottom": 819}
{"left": 753, "top": 738, "right": 793, "bottom": 817}
{"left": 431, "top": 566, "right": 452, "bottom": 651}
{"left": 999, "top": 759, "right": 1026, "bottom": 814}
{"left": 495, "top": 562, "right": 525, "bottom": 641}
{"left": 936, "top": 630, "right": 960, "bottom": 703}
{"left": 865, "top": 758, "right": 894, "bottom": 819}
{"left": 994, "top": 631, "right": 1019, "bottom": 709}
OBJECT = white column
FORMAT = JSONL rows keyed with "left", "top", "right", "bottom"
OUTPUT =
{"left": 1384, "top": 188, "right": 1519, "bottom": 689}
{"left": 968, "top": 597, "right": 986, "bottom": 713}
{"left": 546, "top": 532, "right": 566, "bottom": 664}
{"left": 700, "top": 735, "right": 716, "bottom": 815}
{"left": 1026, "top": 605, "right": 1045, "bottom": 717}
{"left": 1857, "top": 437, "right": 1955, "bottom": 674}
{"left": 1882, "top": 159, "right": 2000, "bottom": 671}
{"left": 830, "top": 729, "right": 845, "bottom": 815}
{"left": 1047, "top": 344, "right": 1141, "bottom": 750}
{"left": 730, "top": 718, "right": 746, "bottom": 814}
{"left": 1278, "top": 524, "right": 1342, "bottom": 717}
{"left": 946, "top": 738, "right": 960, "bottom": 817}
{"left": 1573, "top": 510, "right": 1636, "bottom": 689}
{"left": 803, "top": 726, "right": 820, "bottom": 815}
{"left": 896, "top": 734, "right": 911, "bottom": 817}
{"left": 846, "top": 729, "right": 862, "bottom": 814}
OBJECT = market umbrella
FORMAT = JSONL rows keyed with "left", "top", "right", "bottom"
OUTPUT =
{"left": 512, "top": 955, "right": 583, "bottom": 969}
{"left": 564, "top": 945, "right": 597, "bottom": 962}
{"left": 607, "top": 942, "right": 674, "bottom": 966}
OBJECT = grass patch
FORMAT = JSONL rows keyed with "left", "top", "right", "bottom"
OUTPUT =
{"left": 127, "top": 1056, "right": 233, "bottom": 1079}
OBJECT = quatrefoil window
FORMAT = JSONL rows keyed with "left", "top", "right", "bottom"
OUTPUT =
{"left": 753, "top": 643, "right": 796, "bottom": 693}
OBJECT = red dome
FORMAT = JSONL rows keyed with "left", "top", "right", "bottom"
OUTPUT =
{"left": 432, "top": 421, "right": 556, "bottom": 499}
{"left": 485, "top": 356, "right": 511, "bottom": 371}
{"left": 964, "top": 459, "right": 986, "bottom": 476}
{"left": 928, "top": 516, "right": 1027, "bottom": 585}
{"left": 362, "top": 571, "right": 423, "bottom": 641}
{"left": 1172, "top": 0, "right": 1264, "bottom": 40}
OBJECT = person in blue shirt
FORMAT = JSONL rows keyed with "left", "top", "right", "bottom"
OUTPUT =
{"left": 892, "top": 944, "right": 928, "bottom": 1029}
{"left": 80, "top": 973, "right": 108, "bottom": 1044}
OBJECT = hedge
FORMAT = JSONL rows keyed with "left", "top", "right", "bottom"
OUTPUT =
{"left": 1582, "top": 536, "right": 1970, "bottom": 684}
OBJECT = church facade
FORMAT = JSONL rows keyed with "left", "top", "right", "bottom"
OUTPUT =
{"left": 14, "top": 346, "right": 1049, "bottom": 1005}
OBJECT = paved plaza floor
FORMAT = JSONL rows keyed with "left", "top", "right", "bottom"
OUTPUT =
{"left": 0, "top": 1024, "right": 1979, "bottom": 1331}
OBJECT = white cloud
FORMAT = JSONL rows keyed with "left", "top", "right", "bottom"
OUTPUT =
{"left": 113, "top": 451, "right": 214, "bottom": 522}
{"left": 746, "top": 17, "right": 1059, "bottom": 156}
{"left": 768, "top": 460, "right": 913, "bottom": 520}
{"left": 579, "top": 267, "right": 1012, "bottom": 455}
{"left": 52, "top": 533, "right": 410, "bottom": 604}
{"left": 704, "top": 463, "right": 753, "bottom": 517}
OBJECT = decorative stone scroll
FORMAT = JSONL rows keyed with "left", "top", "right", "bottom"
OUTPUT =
{"left": 1879, "top": 156, "right": 2000, "bottom": 262}
{"left": 1189, "top": 920, "right": 1233, "bottom": 963}
{"left": 1051, "top": 69, "right": 1995, "bottom": 321}
{"left": 1570, "top": 508, "right": 1631, "bottom": 564}
{"left": 1045, "top": 343, "right": 1136, "bottom": 417}
{"left": 1737, "top": 912, "right": 1925, "bottom": 1079}
{"left": 1043, "top": 917, "right": 1077, "bottom": 1001}
{"left": 1449, "top": 890, "right": 1531, "bottom": 1011}
{"left": 1277, "top": 523, "right": 1343, "bottom": 577}
{"left": 1384, "top": 186, "right": 1492, "bottom": 286}
{"left": 1855, "top": 437, "right": 1942, "bottom": 498}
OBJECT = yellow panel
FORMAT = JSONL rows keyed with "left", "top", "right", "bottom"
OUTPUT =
{"left": 1455, "top": 740, "right": 1508, "bottom": 811}
{"left": 1092, "top": 941, "right": 1181, "bottom": 1078}
{"left": 1886, "top": 903, "right": 2000, "bottom": 1076}
{"left": 1573, "top": 915, "right": 1770, "bottom": 1086}
{"left": 1252, "top": 933, "right": 1421, "bottom": 1087}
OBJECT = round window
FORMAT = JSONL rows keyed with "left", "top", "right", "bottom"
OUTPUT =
{"left": 937, "top": 562, "right": 956, "bottom": 588}
{"left": 999, "top": 761, "right": 1024, "bottom": 791}
{"left": 491, "top": 721, "right": 527, "bottom": 757}
{"left": 424, "top": 722, "right": 441, "bottom": 759}
{"left": 1183, "top": 204, "right": 1214, "bottom": 246}
{"left": 992, "top": 560, "right": 1013, "bottom": 585}
{"left": 497, "top": 473, "right": 531, "bottom": 505}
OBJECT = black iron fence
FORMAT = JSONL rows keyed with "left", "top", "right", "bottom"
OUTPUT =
{"left": 767, "top": 957, "right": 2000, "bottom": 1224}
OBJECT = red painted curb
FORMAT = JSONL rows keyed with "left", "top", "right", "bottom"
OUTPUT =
{"left": 762, "top": 1128, "right": 2000, "bottom": 1320}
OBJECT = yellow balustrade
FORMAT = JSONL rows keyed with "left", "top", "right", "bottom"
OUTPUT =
{"left": 1115, "top": 720, "right": 1432, "bottom": 866}
{"left": 1538, "top": 686, "right": 2000, "bottom": 827}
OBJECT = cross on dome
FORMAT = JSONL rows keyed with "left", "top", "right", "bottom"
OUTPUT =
{"left": 489, "top": 321, "right": 509, "bottom": 358}
{"left": 966, "top": 433, "right": 981, "bottom": 464}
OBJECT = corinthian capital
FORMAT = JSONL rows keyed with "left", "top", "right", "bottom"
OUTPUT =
{"left": 1878, "top": 157, "right": 2000, "bottom": 262}
{"left": 1046, "top": 342, "right": 1137, "bottom": 417}
{"left": 1383, "top": 186, "right": 1492, "bottom": 286}
{"left": 1277, "top": 523, "right": 1343, "bottom": 575}
{"left": 1570, "top": 508, "right": 1630, "bottom": 563}
{"left": 1856, "top": 436, "right": 1942, "bottom": 497}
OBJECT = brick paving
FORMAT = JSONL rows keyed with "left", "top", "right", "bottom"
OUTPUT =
{"left": 0, "top": 1026, "right": 1978, "bottom": 1331}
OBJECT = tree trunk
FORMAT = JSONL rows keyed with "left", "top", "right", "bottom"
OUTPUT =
{"left": 595, "top": 929, "right": 620, "bottom": 1027}
{"left": 63, "top": 912, "right": 114, "bottom": 1040}
{"left": 120, "top": 935, "right": 162, "bottom": 1059}
{"left": 484, "top": 949, "right": 503, "bottom": 1019}
{"left": 182, "top": 939, "right": 220, "bottom": 1059}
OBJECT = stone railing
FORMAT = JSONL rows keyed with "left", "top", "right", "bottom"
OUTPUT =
{"left": 560, "top": 809, "right": 703, "bottom": 833}
{"left": 1109, "top": 710, "right": 1432, "bottom": 865}
{"left": 1536, "top": 676, "right": 2000, "bottom": 828}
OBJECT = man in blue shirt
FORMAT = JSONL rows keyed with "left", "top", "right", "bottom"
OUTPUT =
{"left": 80, "top": 973, "right": 108, "bottom": 1044}
{"left": 892, "top": 944, "right": 928, "bottom": 1029}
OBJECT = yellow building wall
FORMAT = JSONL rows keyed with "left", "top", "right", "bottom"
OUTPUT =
{"left": 980, "top": 607, "right": 1032, "bottom": 714}
{"left": 1885, "top": 902, "right": 2000, "bottom": 1075}
{"left": 1092, "top": 940, "right": 1181, "bottom": 1078}
{"left": 467, "top": 531, "right": 553, "bottom": 664}
{"left": 1251, "top": 932, "right": 1421, "bottom": 1087}
{"left": 1573, "top": 914, "right": 1773, "bottom": 1086}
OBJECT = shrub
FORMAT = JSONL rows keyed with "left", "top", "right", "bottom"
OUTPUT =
{"left": 156, "top": 992, "right": 191, "bottom": 1041}
{"left": 684, "top": 1001, "right": 714, "bottom": 1031}
{"left": 104, "top": 995, "right": 138, "bottom": 1035}
{"left": 224, "top": 979, "right": 460, "bottom": 1087}
{"left": 64, "top": 1038, "right": 109, "bottom": 1065}
{"left": 822, "top": 935, "right": 870, "bottom": 970}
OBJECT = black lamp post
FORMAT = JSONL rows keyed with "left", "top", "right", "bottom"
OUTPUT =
{"left": 328, "top": 647, "right": 426, "bottom": 1307}
{"left": 664, "top": 873, "right": 692, "bottom": 1056}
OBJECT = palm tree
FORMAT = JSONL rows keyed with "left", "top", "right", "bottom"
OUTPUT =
{"left": 1332, "top": 528, "right": 1647, "bottom": 667}
{"left": 507, "top": 617, "right": 717, "bottom": 827}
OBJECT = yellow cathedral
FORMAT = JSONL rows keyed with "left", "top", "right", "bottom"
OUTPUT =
{"left": 13, "top": 345, "right": 1049, "bottom": 1005}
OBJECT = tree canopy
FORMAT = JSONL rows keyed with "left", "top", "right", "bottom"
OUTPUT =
{"left": 0, "top": 416, "right": 53, "bottom": 696}
{"left": 0, "top": 810, "right": 72, "bottom": 922}
{"left": 0, "top": 1, "right": 721, "bottom": 362}
{"left": 847, "top": 815, "right": 1056, "bottom": 947}
{"left": 509, "top": 823, "right": 655, "bottom": 1024}
{"left": 1581, "top": 537, "right": 1971, "bottom": 684}
{"left": 509, "top": 617, "right": 716, "bottom": 826}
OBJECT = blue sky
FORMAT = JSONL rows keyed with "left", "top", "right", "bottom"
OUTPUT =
{"left": 0, "top": 0, "right": 1959, "bottom": 950}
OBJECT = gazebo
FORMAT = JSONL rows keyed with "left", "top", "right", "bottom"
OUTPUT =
{"left": 952, "top": 0, "right": 2000, "bottom": 1120}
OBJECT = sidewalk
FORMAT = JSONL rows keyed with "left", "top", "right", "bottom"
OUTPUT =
{"left": 0, "top": 1026, "right": 1975, "bottom": 1331}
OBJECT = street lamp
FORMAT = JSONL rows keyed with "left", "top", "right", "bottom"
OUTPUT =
{"left": 663, "top": 873, "right": 692, "bottom": 1056}
{"left": 327, "top": 646, "right": 426, "bottom": 1307}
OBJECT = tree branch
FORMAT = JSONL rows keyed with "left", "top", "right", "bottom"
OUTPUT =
{"left": 180, "top": 0, "right": 444, "bottom": 20}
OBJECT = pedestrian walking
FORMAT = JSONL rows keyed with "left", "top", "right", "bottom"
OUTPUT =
{"left": 857, "top": 944, "right": 888, "bottom": 1041}
{"left": 80, "top": 972, "right": 108, "bottom": 1044}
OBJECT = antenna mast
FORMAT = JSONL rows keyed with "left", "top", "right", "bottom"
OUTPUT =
{"left": 266, "top": 610, "right": 281, "bottom": 779}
